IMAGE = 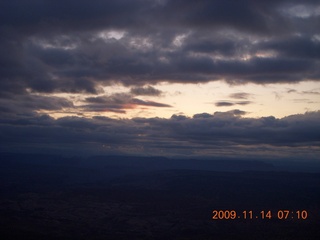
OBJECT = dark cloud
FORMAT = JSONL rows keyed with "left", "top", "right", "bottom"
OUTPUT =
{"left": 286, "top": 88, "right": 320, "bottom": 95}
{"left": 229, "top": 92, "right": 251, "bottom": 99}
{"left": 85, "top": 93, "right": 131, "bottom": 105}
{"left": 215, "top": 101, "right": 234, "bottom": 107}
{"left": 79, "top": 104, "right": 127, "bottom": 114}
{"left": 228, "top": 109, "right": 247, "bottom": 116}
{"left": 0, "top": 111, "right": 319, "bottom": 159}
{"left": 287, "top": 89, "right": 297, "bottom": 93}
{"left": 176, "top": 0, "right": 271, "bottom": 32}
{"left": 260, "top": 35, "right": 320, "bottom": 59}
{"left": 0, "top": 0, "right": 147, "bottom": 32}
{"left": 0, "top": 94, "right": 74, "bottom": 118}
{"left": 193, "top": 113, "right": 213, "bottom": 119}
{"left": 194, "top": 109, "right": 247, "bottom": 118}
{"left": 182, "top": 38, "right": 239, "bottom": 56}
{"left": 130, "top": 86, "right": 162, "bottom": 96}
{"left": 215, "top": 101, "right": 252, "bottom": 107}
{"left": 0, "top": 0, "right": 319, "bottom": 97}
{"left": 237, "top": 101, "right": 252, "bottom": 106}
{"left": 2, "top": 0, "right": 310, "bottom": 34}
{"left": 82, "top": 93, "right": 171, "bottom": 113}
{"left": 302, "top": 90, "right": 320, "bottom": 95}
{"left": 131, "top": 98, "right": 171, "bottom": 107}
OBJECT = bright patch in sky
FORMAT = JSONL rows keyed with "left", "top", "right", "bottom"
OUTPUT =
{"left": 97, "top": 30, "right": 126, "bottom": 40}
{"left": 284, "top": 4, "right": 320, "bottom": 18}
{"left": 40, "top": 81, "right": 320, "bottom": 120}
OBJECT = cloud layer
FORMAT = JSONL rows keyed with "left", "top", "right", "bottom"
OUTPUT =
{"left": 1, "top": 110, "right": 319, "bottom": 159}
{"left": 1, "top": 0, "right": 320, "bottom": 97}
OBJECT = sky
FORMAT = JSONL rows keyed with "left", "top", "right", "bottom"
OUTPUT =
{"left": 0, "top": 0, "right": 319, "bottom": 160}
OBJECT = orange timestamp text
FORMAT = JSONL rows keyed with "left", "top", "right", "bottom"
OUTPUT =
{"left": 212, "top": 210, "right": 308, "bottom": 220}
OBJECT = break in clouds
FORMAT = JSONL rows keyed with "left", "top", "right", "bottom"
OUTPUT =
{"left": 0, "top": 0, "right": 320, "bottom": 158}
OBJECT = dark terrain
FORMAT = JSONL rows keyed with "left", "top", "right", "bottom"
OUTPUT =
{"left": 1, "top": 153, "right": 319, "bottom": 239}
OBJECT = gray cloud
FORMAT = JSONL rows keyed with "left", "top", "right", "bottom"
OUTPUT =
{"left": 260, "top": 35, "right": 320, "bottom": 59}
{"left": 286, "top": 88, "right": 320, "bottom": 95}
{"left": 229, "top": 92, "right": 252, "bottom": 99}
{"left": 228, "top": 109, "right": 247, "bottom": 116}
{"left": 0, "top": 0, "right": 319, "bottom": 98}
{"left": 82, "top": 93, "right": 171, "bottom": 113}
{"left": 131, "top": 98, "right": 171, "bottom": 107}
{"left": 0, "top": 94, "right": 74, "bottom": 118}
{"left": 130, "top": 86, "right": 162, "bottom": 96}
{"left": 287, "top": 89, "right": 297, "bottom": 93}
{"left": 215, "top": 101, "right": 234, "bottom": 107}
{"left": 0, "top": 111, "right": 319, "bottom": 159}
{"left": 302, "top": 90, "right": 320, "bottom": 95}
{"left": 215, "top": 101, "right": 252, "bottom": 107}
{"left": 237, "top": 101, "right": 252, "bottom": 106}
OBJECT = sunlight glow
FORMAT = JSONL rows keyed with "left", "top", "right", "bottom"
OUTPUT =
{"left": 34, "top": 80, "right": 320, "bottom": 120}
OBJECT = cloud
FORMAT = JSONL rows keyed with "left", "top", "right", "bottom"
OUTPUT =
{"left": 215, "top": 101, "right": 252, "bottom": 107}
{"left": 193, "top": 113, "right": 213, "bottom": 119}
{"left": 130, "top": 86, "right": 162, "bottom": 96}
{"left": 237, "top": 101, "right": 252, "bottom": 106}
{"left": 131, "top": 98, "right": 171, "bottom": 107}
{"left": 194, "top": 109, "right": 247, "bottom": 118}
{"left": 0, "top": 111, "right": 319, "bottom": 159}
{"left": 0, "top": 94, "right": 74, "bottom": 118}
{"left": 0, "top": 0, "right": 319, "bottom": 161}
{"left": 81, "top": 93, "right": 171, "bottom": 113}
{"left": 228, "top": 109, "right": 247, "bottom": 116}
{"left": 293, "top": 99, "right": 313, "bottom": 103}
{"left": 78, "top": 104, "right": 127, "bottom": 114}
{"left": 260, "top": 35, "right": 320, "bottom": 59}
{"left": 0, "top": 0, "right": 319, "bottom": 98}
{"left": 302, "top": 90, "right": 320, "bottom": 95}
{"left": 286, "top": 88, "right": 320, "bottom": 96}
{"left": 229, "top": 92, "right": 252, "bottom": 99}
{"left": 215, "top": 101, "right": 234, "bottom": 107}
{"left": 287, "top": 89, "right": 297, "bottom": 93}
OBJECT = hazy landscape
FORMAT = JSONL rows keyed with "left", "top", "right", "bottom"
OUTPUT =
{"left": 1, "top": 153, "right": 319, "bottom": 239}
